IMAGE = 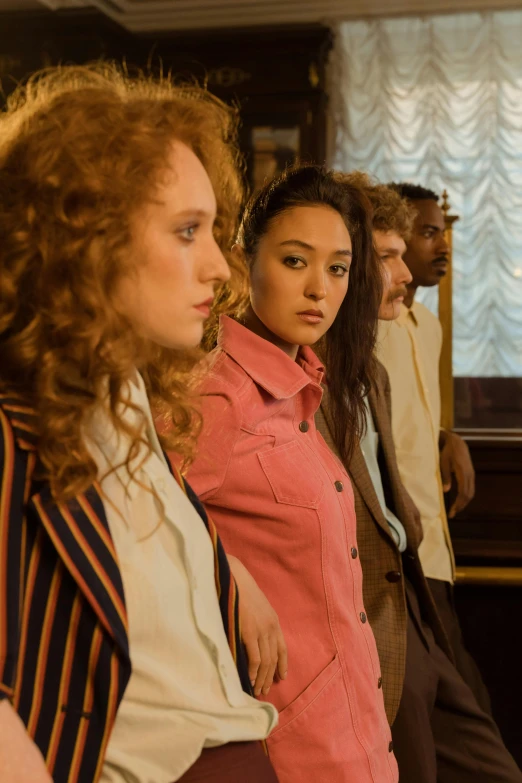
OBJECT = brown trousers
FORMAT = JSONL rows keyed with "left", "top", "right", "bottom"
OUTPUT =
{"left": 177, "top": 742, "right": 279, "bottom": 783}
{"left": 391, "top": 577, "right": 522, "bottom": 783}
{"left": 427, "top": 576, "right": 493, "bottom": 716}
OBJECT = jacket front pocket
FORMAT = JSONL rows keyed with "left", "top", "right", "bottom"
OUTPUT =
{"left": 269, "top": 654, "right": 341, "bottom": 742}
{"left": 266, "top": 655, "right": 356, "bottom": 783}
{"left": 258, "top": 441, "right": 324, "bottom": 509}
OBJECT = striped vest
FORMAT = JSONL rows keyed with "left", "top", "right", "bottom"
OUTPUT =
{"left": 0, "top": 395, "right": 250, "bottom": 783}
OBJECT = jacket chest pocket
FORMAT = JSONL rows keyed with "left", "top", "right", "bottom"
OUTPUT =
{"left": 258, "top": 441, "right": 324, "bottom": 509}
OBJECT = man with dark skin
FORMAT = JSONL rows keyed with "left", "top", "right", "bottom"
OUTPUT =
{"left": 400, "top": 187, "right": 475, "bottom": 518}
{"left": 378, "top": 183, "right": 490, "bottom": 716}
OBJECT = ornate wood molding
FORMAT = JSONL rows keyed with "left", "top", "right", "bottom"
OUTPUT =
{"left": 207, "top": 66, "right": 251, "bottom": 89}
{"left": 70, "top": 0, "right": 522, "bottom": 32}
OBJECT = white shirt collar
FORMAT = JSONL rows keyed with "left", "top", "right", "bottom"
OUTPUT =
{"left": 87, "top": 371, "right": 167, "bottom": 500}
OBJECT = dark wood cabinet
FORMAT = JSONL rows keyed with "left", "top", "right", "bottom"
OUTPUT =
{"left": 449, "top": 433, "right": 522, "bottom": 766}
{"left": 451, "top": 434, "right": 522, "bottom": 565}
{"left": 0, "top": 10, "right": 331, "bottom": 192}
{"left": 137, "top": 25, "right": 331, "bottom": 190}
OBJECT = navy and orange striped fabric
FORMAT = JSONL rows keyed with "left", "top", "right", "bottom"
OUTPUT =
{"left": 0, "top": 395, "right": 251, "bottom": 783}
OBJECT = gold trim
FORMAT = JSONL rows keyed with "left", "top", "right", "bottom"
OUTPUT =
{"left": 206, "top": 66, "right": 251, "bottom": 88}
{"left": 439, "top": 189, "right": 459, "bottom": 431}
{"left": 455, "top": 566, "right": 522, "bottom": 586}
{"left": 309, "top": 61, "right": 320, "bottom": 89}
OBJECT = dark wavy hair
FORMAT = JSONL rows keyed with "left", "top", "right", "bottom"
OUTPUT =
{"left": 388, "top": 182, "right": 439, "bottom": 202}
{"left": 0, "top": 63, "right": 245, "bottom": 501}
{"left": 236, "top": 164, "right": 381, "bottom": 462}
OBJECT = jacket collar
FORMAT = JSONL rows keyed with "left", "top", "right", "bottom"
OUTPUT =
{"left": 0, "top": 394, "right": 39, "bottom": 451}
{"left": 368, "top": 362, "right": 423, "bottom": 550}
{"left": 396, "top": 302, "right": 418, "bottom": 327}
{"left": 31, "top": 484, "right": 130, "bottom": 660}
{"left": 316, "top": 391, "right": 395, "bottom": 544}
{"left": 218, "top": 315, "right": 324, "bottom": 399}
{"left": 86, "top": 372, "right": 167, "bottom": 502}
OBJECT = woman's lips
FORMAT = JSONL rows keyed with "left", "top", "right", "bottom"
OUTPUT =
{"left": 194, "top": 298, "right": 214, "bottom": 318}
{"left": 297, "top": 311, "right": 324, "bottom": 325}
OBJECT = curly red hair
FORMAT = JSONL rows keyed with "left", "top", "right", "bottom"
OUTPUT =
{"left": 0, "top": 63, "right": 246, "bottom": 500}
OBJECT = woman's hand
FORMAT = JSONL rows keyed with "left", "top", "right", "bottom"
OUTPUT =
{"left": 228, "top": 554, "right": 288, "bottom": 697}
{"left": 0, "top": 701, "right": 53, "bottom": 782}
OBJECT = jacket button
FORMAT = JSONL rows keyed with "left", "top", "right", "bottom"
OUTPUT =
{"left": 360, "top": 612, "right": 367, "bottom": 624}
{"left": 385, "top": 570, "right": 402, "bottom": 583}
{"left": 334, "top": 480, "right": 344, "bottom": 492}
{"left": 389, "top": 741, "right": 394, "bottom": 753}
{"left": 351, "top": 547, "right": 358, "bottom": 559}
{"left": 299, "top": 421, "right": 309, "bottom": 432}
{"left": 378, "top": 677, "right": 383, "bottom": 688}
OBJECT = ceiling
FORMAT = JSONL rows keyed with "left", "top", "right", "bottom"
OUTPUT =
{"left": 4, "top": 0, "right": 522, "bottom": 31}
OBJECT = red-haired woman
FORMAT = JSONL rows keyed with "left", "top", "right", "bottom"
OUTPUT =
{"left": 0, "top": 65, "right": 277, "bottom": 783}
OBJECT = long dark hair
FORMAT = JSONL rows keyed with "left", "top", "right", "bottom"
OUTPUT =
{"left": 238, "top": 164, "right": 381, "bottom": 463}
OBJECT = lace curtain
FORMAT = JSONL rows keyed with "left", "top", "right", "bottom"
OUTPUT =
{"left": 328, "top": 11, "right": 522, "bottom": 377}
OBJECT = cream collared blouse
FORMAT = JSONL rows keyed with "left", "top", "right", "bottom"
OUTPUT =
{"left": 85, "top": 373, "right": 276, "bottom": 783}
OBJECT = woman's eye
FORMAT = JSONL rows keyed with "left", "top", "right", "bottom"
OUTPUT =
{"left": 283, "top": 256, "right": 306, "bottom": 268}
{"left": 178, "top": 224, "right": 199, "bottom": 241}
{"left": 330, "top": 264, "right": 349, "bottom": 277}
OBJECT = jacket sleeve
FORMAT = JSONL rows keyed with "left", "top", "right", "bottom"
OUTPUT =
{"left": 186, "top": 385, "right": 242, "bottom": 502}
{"left": 0, "top": 408, "right": 25, "bottom": 702}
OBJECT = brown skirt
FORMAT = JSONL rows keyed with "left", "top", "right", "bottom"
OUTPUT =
{"left": 177, "top": 741, "right": 279, "bottom": 783}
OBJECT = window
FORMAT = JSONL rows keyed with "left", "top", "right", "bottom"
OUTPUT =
{"left": 329, "top": 10, "right": 522, "bottom": 429}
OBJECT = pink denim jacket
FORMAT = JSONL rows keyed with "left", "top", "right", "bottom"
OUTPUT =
{"left": 186, "top": 316, "right": 398, "bottom": 783}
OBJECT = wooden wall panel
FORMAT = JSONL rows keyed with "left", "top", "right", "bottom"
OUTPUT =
{"left": 455, "top": 583, "right": 522, "bottom": 767}
{"left": 0, "top": 10, "right": 331, "bottom": 181}
{"left": 450, "top": 436, "right": 522, "bottom": 564}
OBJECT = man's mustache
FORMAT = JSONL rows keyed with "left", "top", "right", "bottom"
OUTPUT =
{"left": 387, "top": 285, "right": 408, "bottom": 303}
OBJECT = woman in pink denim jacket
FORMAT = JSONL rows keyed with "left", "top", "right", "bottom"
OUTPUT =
{"left": 186, "top": 165, "right": 398, "bottom": 783}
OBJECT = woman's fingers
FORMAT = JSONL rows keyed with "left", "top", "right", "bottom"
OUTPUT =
{"left": 261, "top": 632, "right": 279, "bottom": 695}
{"left": 244, "top": 633, "right": 262, "bottom": 688}
{"left": 226, "top": 554, "right": 288, "bottom": 696}
{"left": 276, "top": 626, "right": 288, "bottom": 682}
{"left": 244, "top": 618, "right": 286, "bottom": 696}
{"left": 254, "top": 634, "right": 272, "bottom": 696}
